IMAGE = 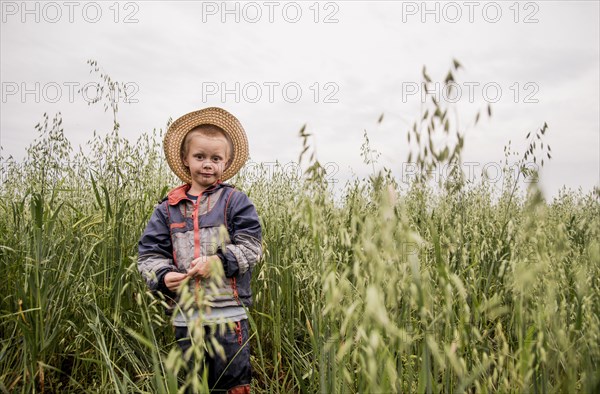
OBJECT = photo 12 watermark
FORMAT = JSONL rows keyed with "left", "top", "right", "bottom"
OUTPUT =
{"left": 399, "top": 1, "right": 540, "bottom": 24}
{"left": 201, "top": 81, "right": 340, "bottom": 104}
{"left": 1, "top": 81, "right": 139, "bottom": 104}
{"left": 1, "top": 1, "right": 140, "bottom": 23}
{"left": 391, "top": 239, "right": 538, "bottom": 268}
{"left": 402, "top": 81, "right": 540, "bottom": 104}
{"left": 199, "top": 1, "right": 340, "bottom": 23}
{"left": 241, "top": 160, "right": 340, "bottom": 184}
{"left": 0, "top": 159, "right": 341, "bottom": 187}
{"left": 400, "top": 161, "right": 540, "bottom": 185}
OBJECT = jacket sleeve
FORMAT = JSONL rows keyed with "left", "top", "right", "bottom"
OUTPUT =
{"left": 216, "top": 191, "right": 263, "bottom": 278}
{"left": 138, "top": 202, "right": 177, "bottom": 297}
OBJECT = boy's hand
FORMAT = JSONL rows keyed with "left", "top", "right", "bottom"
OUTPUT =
{"left": 164, "top": 272, "right": 187, "bottom": 292}
{"left": 188, "top": 255, "right": 223, "bottom": 279}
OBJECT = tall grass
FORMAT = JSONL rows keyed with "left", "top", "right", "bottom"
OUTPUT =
{"left": 0, "top": 61, "right": 598, "bottom": 393}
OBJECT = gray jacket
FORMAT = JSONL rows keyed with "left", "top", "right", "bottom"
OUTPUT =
{"left": 137, "top": 181, "right": 262, "bottom": 311}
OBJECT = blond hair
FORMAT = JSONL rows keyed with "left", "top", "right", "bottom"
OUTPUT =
{"left": 180, "top": 124, "right": 233, "bottom": 165}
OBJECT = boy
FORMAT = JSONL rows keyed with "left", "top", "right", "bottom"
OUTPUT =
{"left": 137, "top": 107, "right": 262, "bottom": 393}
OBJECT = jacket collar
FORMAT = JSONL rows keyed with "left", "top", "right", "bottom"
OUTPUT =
{"left": 167, "top": 180, "right": 227, "bottom": 206}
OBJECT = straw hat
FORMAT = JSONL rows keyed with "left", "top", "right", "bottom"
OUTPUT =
{"left": 164, "top": 107, "right": 249, "bottom": 184}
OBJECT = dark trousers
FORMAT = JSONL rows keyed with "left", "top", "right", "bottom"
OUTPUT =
{"left": 174, "top": 319, "right": 251, "bottom": 393}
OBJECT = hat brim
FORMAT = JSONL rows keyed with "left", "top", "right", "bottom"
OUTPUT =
{"left": 164, "top": 107, "right": 249, "bottom": 184}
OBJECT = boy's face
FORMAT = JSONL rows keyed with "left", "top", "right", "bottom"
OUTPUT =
{"left": 182, "top": 133, "right": 230, "bottom": 193}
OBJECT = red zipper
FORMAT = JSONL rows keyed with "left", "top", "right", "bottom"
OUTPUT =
{"left": 235, "top": 321, "right": 243, "bottom": 345}
{"left": 189, "top": 183, "right": 218, "bottom": 304}
{"left": 231, "top": 277, "right": 241, "bottom": 305}
{"left": 192, "top": 192, "right": 202, "bottom": 303}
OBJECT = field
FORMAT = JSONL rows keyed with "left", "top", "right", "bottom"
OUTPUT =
{"left": 1, "top": 65, "right": 599, "bottom": 393}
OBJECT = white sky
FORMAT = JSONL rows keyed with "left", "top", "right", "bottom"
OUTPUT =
{"left": 1, "top": 0, "right": 599, "bottom": 198}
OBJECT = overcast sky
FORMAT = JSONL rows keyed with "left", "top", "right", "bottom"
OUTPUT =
{"left": 1, "top": 0, "right": 598, "bottom": 198}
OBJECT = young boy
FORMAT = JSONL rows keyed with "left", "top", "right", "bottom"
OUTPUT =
{"left": 137, "top": 107, "right": 262, "bottom": 393}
